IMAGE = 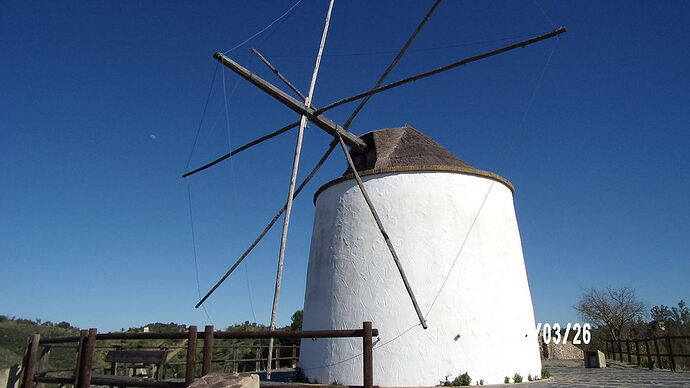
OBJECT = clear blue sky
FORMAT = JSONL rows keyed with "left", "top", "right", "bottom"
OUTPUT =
{"left": 1, "top": 1, "right": 688, "bottom": 332}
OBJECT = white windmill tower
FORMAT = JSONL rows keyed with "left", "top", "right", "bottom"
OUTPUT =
{"left": 186, "top": 1, "right": 565, "bottom": 385}
{"left": 299, "top": 126, "right": 540, "bottom": 385}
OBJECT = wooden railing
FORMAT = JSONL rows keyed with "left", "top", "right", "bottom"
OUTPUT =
{"left": 605, "top": 336, "right": 690, "bottom": 371}
{"left": 19, "top": 322, "right": 378, "bottom": 388}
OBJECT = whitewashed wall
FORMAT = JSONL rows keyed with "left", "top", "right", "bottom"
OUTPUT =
{"left": 299, "top": 171, "right": 541, "bottom": 386}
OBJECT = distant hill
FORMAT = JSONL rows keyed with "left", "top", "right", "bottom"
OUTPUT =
{"left": 1, "top": 311, "right": 303, "bottom": 371}
{"left": 0, "top": 316, "right": 79, "bottom": 369}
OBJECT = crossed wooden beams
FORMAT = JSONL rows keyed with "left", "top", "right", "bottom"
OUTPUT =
{"left": 210, "top": 51, "right": 430, "bottom": 329}
{"left": 189, "top": 25, "right": 567, "bottom": 329}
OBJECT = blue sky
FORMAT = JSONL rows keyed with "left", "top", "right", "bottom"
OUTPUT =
{"left": 1, "top": 1, "right": 688, "bottom": 332}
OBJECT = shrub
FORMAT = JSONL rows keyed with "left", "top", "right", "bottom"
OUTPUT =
{"left": 451, "top": 372, "right": 471, "bottom": 386}
{"left": 527, "top": 374, "right": 533, "bottom": 381}
{"left": 440, "top": 374, "right": 452, "bottom": 386}
{"left": 541, "top": 368, "right": 551, "bottom": 379}
{"left": 478, "top": 379, "right": 484, "bottom": 385}
{"left": 513, "top": 373, "right": 523, "bottom": 383}
{"left": 504, "top": 376, "right": 511, "bottom": 384}
{"left": 290, "top": 367, "right": 309, "bottom": 383}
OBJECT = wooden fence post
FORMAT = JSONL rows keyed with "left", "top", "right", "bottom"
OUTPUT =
{"left": 276, "top": 347, "right": 281, "bottom": 370}
{"left": 232, "top": 346, "right": 238, "bottom": 373}
{"left": 666, "top": 336, "right": 675, "bottom": 372}
{"left": 635, "top": 339, "right": 641, "bottom": 366}
{"left": 618, "top": 339, "right": 623, "bottom": 361}
{"left": 644, "top": 339, "right": 651, "bottom": 367}
{"left": 653, "top": 337, "right": 662, "bottom": 369}
{"left": 19, "top": 334, "right": 40, "bottom": 388}
{"left": 73, "top": 330, "right": 87, "bottom": 385}
{"left": 626, "top": 339, "right": 631, "bottom": 363}
{"left": 362, "top": 321, "right": 373, "bottom": 388}
{"left": 76, "top": 329, "right": 97, "bottom": 388}
{"left": 202, "top": 325, "right": 214, "bottom": 376}
{"left": 36, "top": 345, "right": 51, "bottom": 388}
{"left": 186, "top": 326, "right": 197, "bottom": 386}
{"left": 291, "top": 344, "right": 297, "bottom": 368}
{"left": 255, "top": 347, "right": 260, "bottom": 372}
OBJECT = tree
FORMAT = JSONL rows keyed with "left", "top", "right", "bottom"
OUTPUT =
{"left": 290, "top": 310, "right": 303, "bottom": 332}
{"left": 574, "top": 286, "right": 645, "bottom": 340}
{"left": 650, "top": 300, "right": 690, "bottom": 335}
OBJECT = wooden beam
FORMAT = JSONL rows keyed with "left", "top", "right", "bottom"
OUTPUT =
{"left": 195, "top": 141, "right": 337, "bottom": 309}
{"left": 76, "top": 329, "right": 97, "bottom": 388}
{"left": 252, "top": 48, "right": 307, "bottom": 101}
{"left": 212, "top": 52, "right": 367, "bottom": 151}
{"left": 19, "top": 334, "right": 40, "bottom": 388}
{"left": 184, "top": 0, "right": 441, "bottom": 180}
{"left": 202, "top": 326, "right": 213, "bottom": 375}
{"left": 182, "top": 120, "right": 299, "bottom": 178}
{"left": 337, "top": 133, "right": 427, "bottom": 329}
{"left": 185, "top": 326, "right": 197, "bottom": 386}
{"left": 343, "top": 0, "right": 443, "bottom": 129}
{"left": 316, "top": 27, "right": 568, "bottom": 115}
{"left": 362, "top": 322, "right": 373, "bottom": 388}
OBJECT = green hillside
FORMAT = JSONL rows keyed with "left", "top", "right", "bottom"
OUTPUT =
{"left": 0, "top": 317, "right": 79, "bottom": 369}
{"left": 1, "top": 311, "right": 303, "bottom": 373}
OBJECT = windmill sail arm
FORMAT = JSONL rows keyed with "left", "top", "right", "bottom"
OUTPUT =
{"left": 182, "top": 120, "right": 300, "bottom": 178}
{"left": 336, "top": 133, "right": 428, "bottom": 329}
{"left": 213, "top": 52, "right": 367, "bottom": 151}
{"left": 316, "top": 27, "right": 567, "bottom": 115}
{"left": 343, "top": 0, "right": 443, "bottom": 129}
{"left": 252, "top": 48, "right": 308, "bottom": 102}
{"left": 195, "top": 140, "right": 339, "bottom": 308}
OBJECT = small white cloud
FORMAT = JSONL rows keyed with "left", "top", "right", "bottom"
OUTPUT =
{"left": 149, "top": 134, "right": 157, "bottom": 140}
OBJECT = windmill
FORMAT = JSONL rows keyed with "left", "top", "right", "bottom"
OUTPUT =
{"left": 184, "top": 0, "right": 566, "bottom": 384}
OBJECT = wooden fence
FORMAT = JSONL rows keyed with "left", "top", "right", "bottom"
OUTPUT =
{"left": 19, "top": 322, "right": 378, "bottom": 388}
{"left": 605, "top": 336, "right": 690, "bottom": 371}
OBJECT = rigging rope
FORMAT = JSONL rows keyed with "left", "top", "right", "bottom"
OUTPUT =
{"left": 223, "top": 0, "right": 305, "bottom": 54}
{"left": 532, "top": 0, "right": 555, "bottom": 29}
{"left": 424, "top": 182, "right": 494, "bottom": 319}
{"left": 185, "top": 63, "right": 219, "bottom": 171}
{"left": 183, "top": 63, "right": 222, "bottom": 325}
{"left": 183, "top": 0, "right": 304, "bottom": 329}
{"left": 221, "top": 64, "right": 259, "bottom": 325}
{"left": 498, "top": 38, "right": 558, "bottom": 166}
{"left": 195, "top": 0, "right": 443, "bottom": 308}
{"left": 186, "top": 183, "right": 214, "bottom": 325}
{"left": 297, "top": 41, "right": 557, "bottom": 359}
{"left": 425, "top": 36, "right": 559, "bottom": 321}
{"left": 229, "top": 30, "right": 552, "bottom": 59}
{"left": 301, "top": 322, "right": 421, "bottom": 371}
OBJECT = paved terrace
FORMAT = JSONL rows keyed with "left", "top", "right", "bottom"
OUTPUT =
{"left": 528, "top": 366, "right": 690, "bottom": 388}
{"left": 258, "top": 361, "right": 690, "bottom": 388}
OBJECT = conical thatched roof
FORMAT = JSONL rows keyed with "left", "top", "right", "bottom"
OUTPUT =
{"left": 345, "top": 125, "right": 472, "bottom": 174}
{"left": 314, "top": 125, "right": 514, "bottom": 203}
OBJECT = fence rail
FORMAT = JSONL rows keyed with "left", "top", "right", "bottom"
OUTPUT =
{"left": 605, "top": 335, "right": 690, "bottom": 372}
{"left": 19, "top": 322, "right": 378, "bottom": 388}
